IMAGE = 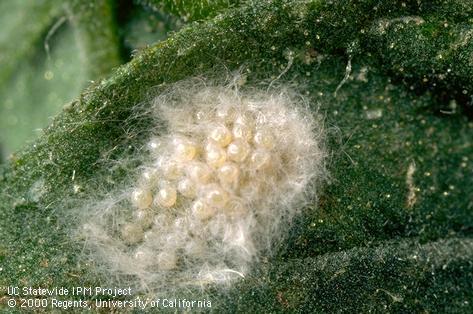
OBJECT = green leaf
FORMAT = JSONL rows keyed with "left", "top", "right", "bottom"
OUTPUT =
{"left": 136, "top": 0, "right": 241, "bottom": 21}
{"left": 120, "top": 1, "right": 184, "bottom": 54}
{"left": 0, "top": 0, "right": 121, "bottom": 157}
{"left": 0, "top": 0, "right": 83, "bottom": 157}
{"left": 0, "top": 0, "right": 471, "bottom": 312}
{"left": 67, "top": 0, "right": 122, "bottom": 79}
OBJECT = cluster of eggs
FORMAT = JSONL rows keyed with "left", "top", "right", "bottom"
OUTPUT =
{"left": 121, "top": 105, "right": 279, "bottom": 269}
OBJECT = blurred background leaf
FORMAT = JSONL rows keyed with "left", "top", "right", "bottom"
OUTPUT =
{"left": 0, "top": 0, "right": 122, "bottom": 159}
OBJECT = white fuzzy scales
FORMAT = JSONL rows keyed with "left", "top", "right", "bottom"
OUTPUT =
{"left": 81, "top": 77, "right": 326, "bottom": 293}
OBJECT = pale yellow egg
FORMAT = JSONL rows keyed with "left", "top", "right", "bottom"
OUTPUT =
{"left": 227, "top": 140, "right": 250, "bottom": 162}
{"left": 131, "top": 188, "right": 153, "bottom": 209}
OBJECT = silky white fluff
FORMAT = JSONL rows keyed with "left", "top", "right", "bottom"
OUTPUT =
{"left": 78, "top": 74, "right": 326, "bottom": 295}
